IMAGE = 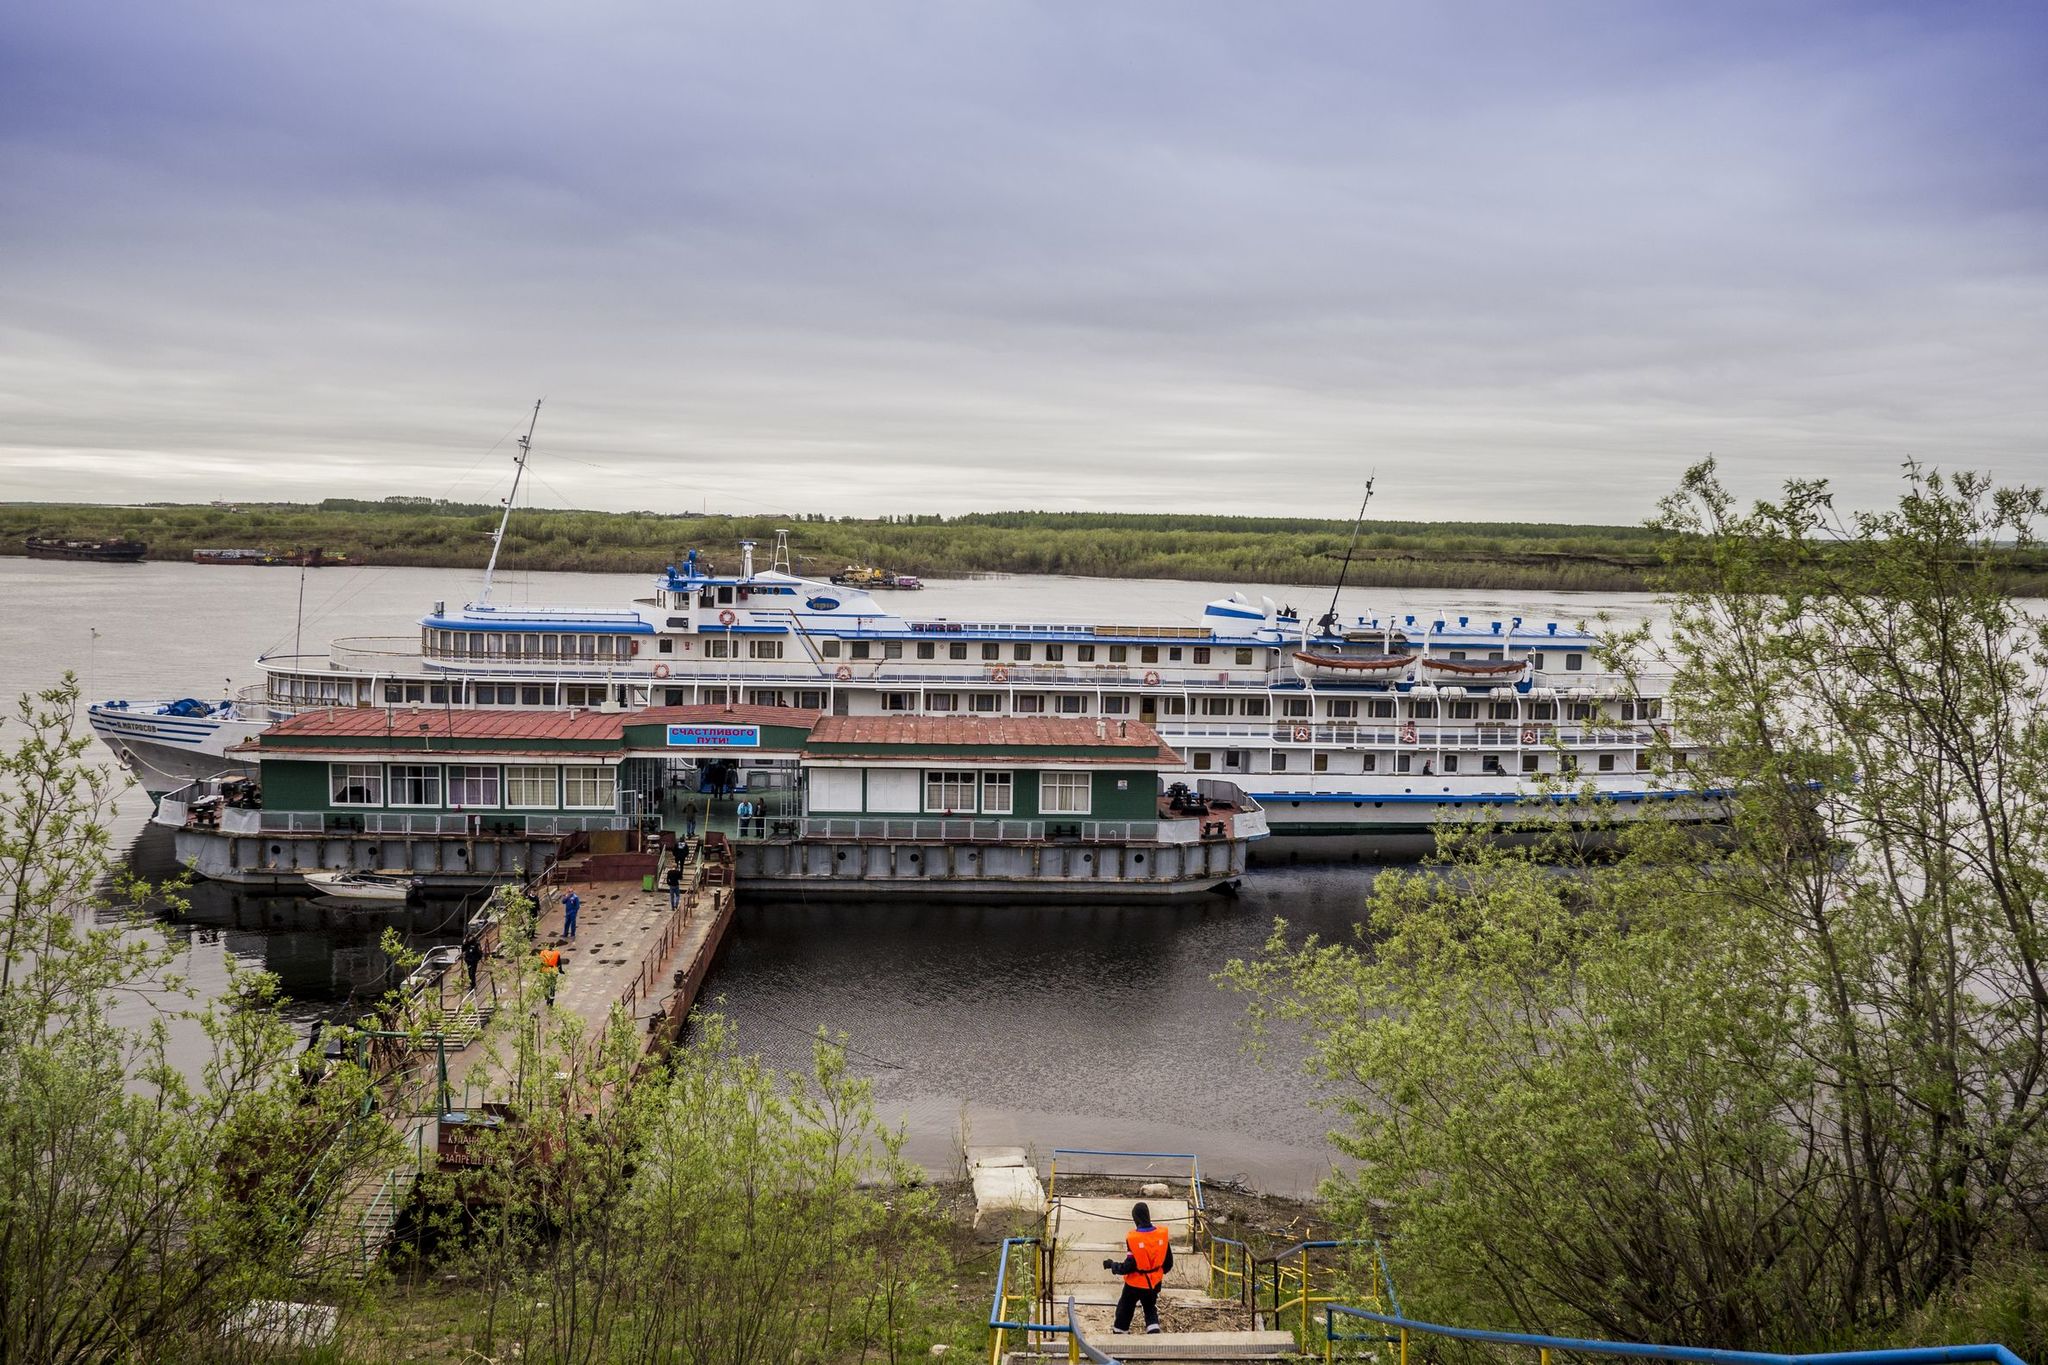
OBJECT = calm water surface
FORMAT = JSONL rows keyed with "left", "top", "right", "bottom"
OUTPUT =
{"left": 0, "top": 556, "right": 1658, "bottom": 1190}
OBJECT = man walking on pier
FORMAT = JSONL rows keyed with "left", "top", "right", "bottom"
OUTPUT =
{"left": 1104, "top": 1201, "right": 1171, "bottom": 1335}
{"left": 666, "top": 860, "right": 683, "bottom": 910}
{"left": 562, "top": 889, "right": 581, "bottom": 941}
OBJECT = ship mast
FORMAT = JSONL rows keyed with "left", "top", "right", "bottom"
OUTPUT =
{"left": 479, "top": 400, "right": 542, "bottom": 605}
{"left": 1316, "top": 477, "right": 1375, "bottom": 638}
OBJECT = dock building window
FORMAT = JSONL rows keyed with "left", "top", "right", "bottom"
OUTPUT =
{"left": 981, "top": 772, "right": 1013, "bottom": 814}
{"left": 330, "top": 764, "right": 383, "bottom": 806}
{"left": 448, "top": 766, "right": 500, "bottom": 808}
{"left": 506, "top": 766, "right": 557, "bottom": 807}
{"left": 388, "top": 764, "right": 442, "bottom": 808}
{"left": 563, "top": 766, "right": 616, "bottom": 810}
{"left": 924, "top": 771, "right": 978, "bottom": 813}
{"left": 1040, "top": 772, "right": 1091, "bottom": 814}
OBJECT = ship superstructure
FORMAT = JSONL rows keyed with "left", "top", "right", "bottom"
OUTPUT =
{"left": 92, "top": 530, "right": 1701, "bottom": 844}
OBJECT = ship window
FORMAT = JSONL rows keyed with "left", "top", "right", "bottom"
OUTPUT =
{"left": 1490, "top": 701, "right": 1515, "bottom": 720}
{"left": 1101, "top": 695, "right": 1130, "bottom": 714}
{"left": 484, "top": 633, "right": 504, "bottom": 657}
{"left": 747, "top": 689, "right": 786, "bottom": 707}
{"left": 949, "top": 643, "right": 968, "bottom": 660}
{"left": 1193, "top": 752, "right": 1213, "bottom": 771}
{"left": 1483, "top": 755, "right": 1502, "bottom": 774}
{"left": 1193, "top": 647, "right": 1211, "bottom": 664}
{"left": 796, "top": 690, "right": 825, "bottom": 710}
{"left": 1013, "top": 643, "right": 1033, "bottom": 661}
{"left": 982, "top": 643, "right": 1001, "bottom": 661}
{"left": 1396, "top": 754, "right": 1412, "bottom": 774}
{"left": 1243, "top": 698, "right": 1269, "bottom": 717}
{"left": 971, "top": 693, "right": 1001, "bottom": 713}
{"left": 1272, "top": 753, "right": 1288, "bottom": 772}
{"left": 388, "top": 764, "right": 442, "bottom": 808}
{"left": 1522, "top": 755, "right": 1541, "bottom": 773}
{"left": 1369, "top": 699, "right": 1395, "bottom": 718}
{"left": 883, "top": 642, "right": 903, "bottom": 660}
{"left": 429, "top": 684, "right": 449, "bottom": 704}
{"left": 1040, "top": 773, "right": 1091, "bottom": 815}
{"left": 1599, "top": 754, "right": 1616, "bottom": 772}
{"left": 522, "top": 686, "right": 544, "bottom": 705}
{"left": 882, "top": 692, "right": 914, "bottom": 711}
{"left": 1236, "top": 649, "right": 1255, "bottom": 666}
{"left": 1224, "top": 750, "right": 1243, "bottom": 769}
{"left": 850, "top": 642, "right": 871, "bottom": 660}
{"left": 705, "top": 640, "right": 730, "bottom": 659}
{"left": 1529, "top": 652, "right": 1545, "bottom": 670}
{"left": 981, "top": 772, "right": 1013, "bottom": 814}
{"left": 1561, "top": 756, "right": 1579, "bottom": 778}
{"left": 658, "top": 638, "right": 673, "bottom": 654}
{"left": 924, "top": 770, "right": 977, "bottom": 813}
{"left": 1160, "top": 696, "right": 1185, "bottom": 715}
{"left": 916, "top": 642, "right": 936, "bottom": 660}
{"left": 1411, "top": 700, "right": 1438, "bottom": 718}
{"left": 1077, "top": 645, "right": 1096, "bottom": 662}
{"left": 1168, "top": 647, "right": 1183, "bottom": 662}
{"left": 1361, "top": 754, "right": 1376, "bottom": 772}
{"left": 505, "top": 766, "right": 557, "bottom": 808}
{"left": 1056, "top": 694, "right": 1085, "bottom": 714}
{"left": 1449, "top": 701, "right": 1476, "bottom": 719}
{"left": 1637, "top": 752, "right": 1652, "bottom": 771}
{"left": 1328, "top": 700, "right": 1356, "bottom": 718}
{"left": 749, "top": 640, "right": 784, "bottom": 660}
{"left": 563, "top": 765, "right": 616, "bottom": 810}
{"left": 330, "top": 764, "right": 384, "bottom": 806}
{"left": 524, "top": 633, "right": 541, "bottom": 657}
{"left": 597, "top": 636, "right": 617, "bottom": 659}
{"left": 821, "top": 640, "right": 841, "bottom": 658}
{"left": 1531, "top": 701, "right": 1556, "bottom": 720}
{"left": 1045, "top": 644, "right": 1064, "bottom": 662}
{"left": 403, "top": 684, "right": 425, "bottom": 703}
{"left": 1013, "top": 694, "right": 1045, "bottom": 713}
{"left": 1109, "top": 646, "right": 1128, "bottom": 663}
{"left": 448, "top": 765, "right": 500, "bottom": 808}
{"left": 1449, "top": 651, "right": 1466, "bottom": 661}
{"left": 1673, "top": 752, "right": 1689, "bottom": 770}
{"left": 1281, "top": 698, "right": 1310, "bottom": 718}
{"left": 1566, "top": 653, "right": 1584, "bottom": 670}
{"left": 1313, "top": 753, "right": 1330, "bottom": 772}
{"left": 542, "top": 635, "right": 560, "bottom": 659}
{"left": 1202, "top": 698, "right": 1232, "bottom": 716}
{"left": 926, "top": 692, "right": 958, "bottom": 711}
{"left": 1444, "top": 755, "right": 1459, "bottom": 773}
{"left": 579, "top": 635, "right": 597, "bottom": 661}
{"left": 1140, "top": 646, "right": 1159, "bottom": 664}
{"left": 1567, "top": 702, "right": 1594, "bottom": 720}
{"left": 717, "top": 587, "right": 734, "bottom": 604}
{"left": 701, "top": 688, "right": 727, "bottom": 705}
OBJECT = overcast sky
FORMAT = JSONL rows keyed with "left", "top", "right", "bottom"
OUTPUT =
{"left": 1, "top": 2, "right": 2042, "bottom": 523}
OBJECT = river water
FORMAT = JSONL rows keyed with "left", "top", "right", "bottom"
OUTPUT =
{"left": 0, "top": 556, "right": 1658, "bottom": 1193}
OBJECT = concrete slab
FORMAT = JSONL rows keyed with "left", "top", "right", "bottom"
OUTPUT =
{"left": 1068, "top": 1330, "right": 1297, "bottom": 1359}
{"left": 966, "top": 1145, "right": 1032, "bottom": 1172}
{"left": 972, "top": 1161, "right": 1046, "bottom": 1234}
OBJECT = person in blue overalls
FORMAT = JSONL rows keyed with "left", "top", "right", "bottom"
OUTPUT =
{"left": 561, "top": 888, "right": 581, "bottom": 941}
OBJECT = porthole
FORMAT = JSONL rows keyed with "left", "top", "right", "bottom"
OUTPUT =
{"left": 908, "top": 852, "right": 921, "bottom": 864}
{"left": 1082, "top": 853, "right": 1093, "bottom": 863}
{"left": 1133, "top": 853, "right": 1145, "bottom": 865}
{"left": 835, "top": 850, "right": 847, "bottom": 862}
{"left": 270, "top": 844, "right": 282, "bottom": 856}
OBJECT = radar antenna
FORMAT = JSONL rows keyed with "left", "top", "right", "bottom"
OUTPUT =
{"left": 479, "top": 400, "right": 542, "bottom": 605}
{"left": 1316, "top": 477, "right": 1375, "bottom": 638}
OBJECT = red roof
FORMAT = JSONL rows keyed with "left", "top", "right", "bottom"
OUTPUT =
{"left": 261, "top": 704, "right": 821, "bottom": 746}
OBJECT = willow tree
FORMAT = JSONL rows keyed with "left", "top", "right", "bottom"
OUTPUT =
{"left": 1225, "top": 463, "right": 2048, "bottom": 1351}
{"left": 0, "top": 678, "right": 386, "bottom": 1364}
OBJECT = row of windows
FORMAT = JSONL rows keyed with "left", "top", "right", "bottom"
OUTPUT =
{"left": 1192, "top": 750, "right": 1678, "bottom": 775}
{"left": 703, "top": 639, "right": 786, "bottom": 659}
{"left": 921, "top": 771, "right": 1087, "bottom": 815}
{"left": 422, "top": 630, "right": 639, "bottom": 661}
{"left": 358, "top": 682, "right": 618, "bottom": 708}
{"left": 328, "top": 763, "right": 617, "bottom": 810}
{"left": 820, "top": 639, "right": 1264, "bottom": 666}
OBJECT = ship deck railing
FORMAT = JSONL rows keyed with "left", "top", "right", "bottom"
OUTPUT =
{"left": 1158, "top": 723, "right": 1670, "bottom": 747}
{"left": 754, "top": 816, "right": 1237, "bottom": 845}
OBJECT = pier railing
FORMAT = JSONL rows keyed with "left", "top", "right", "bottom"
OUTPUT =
{"left": 239, "top": 811, "right": 632, "bottom": 836}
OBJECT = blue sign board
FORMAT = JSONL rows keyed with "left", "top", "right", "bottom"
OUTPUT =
{"left": 666, "top": 724, "right": 761, "bottom": 748}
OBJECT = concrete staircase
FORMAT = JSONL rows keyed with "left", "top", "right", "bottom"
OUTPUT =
{"left": 1014, "top": 1196, "right": 1297, "bottom": 1363}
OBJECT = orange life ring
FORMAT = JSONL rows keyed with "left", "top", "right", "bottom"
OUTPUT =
{"left": 1291, "top": 724, "right": 1311, "bottom": 742}
{"left": 835, "top": 664, "right": 852, "bottom": 681}
{"left": 1521, "top": 726, "right": 1537, "bottom": 744}
{"left": 1143, "top": 670, "right": 1161, "bottom": 685}
{"left": 652, "top": 662, "right": 670, "bottom": 678}
{"left": 991, "top": 666, "right": 1009, "bottom": 683}
{"left": 1400, "top": 722, "right": 1418, "bottom": 744}
{"left": 717, "top": 608, "right": 737, "bottom": 626}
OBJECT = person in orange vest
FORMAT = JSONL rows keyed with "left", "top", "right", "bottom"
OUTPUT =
{"left": 537, "top": 944, "right": 564, "bottom": 1005}
{"left": 1102, "top": 1200, "right": 1172, "bottom": 1334}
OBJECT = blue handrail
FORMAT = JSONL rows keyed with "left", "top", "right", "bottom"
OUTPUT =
{"left": 1324, "top": 1305, "right": 2028, "bottom": 1365}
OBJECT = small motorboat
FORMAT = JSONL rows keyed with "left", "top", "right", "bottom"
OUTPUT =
{"left": 302, "top": 870, "right": 422, "bottom": 902}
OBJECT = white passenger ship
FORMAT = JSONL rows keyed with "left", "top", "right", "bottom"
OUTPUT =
{"left": 90, "top": 528, "right": 1704, "bottom": 846}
